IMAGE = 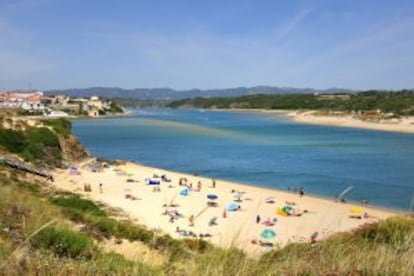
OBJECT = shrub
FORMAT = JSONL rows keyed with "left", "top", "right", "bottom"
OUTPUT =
{"left": 23, "top": 127, "right": 61, "bottom": 162}
{"left": 183, "top": 238, "right": 211, "bottom": 253}
{"left": 0, "top": 129, "right": 27, "bottom": 153}
{"left": 50, "top": 196, "right": 106, "bottom": 217}
{"left": 353, "top": 216, "right": 414, "bottom": 251}
{"left": 0, "top": 243, "right": 11, "bottom": 259}
{"left": 26, "top": 127, "right": 60, "bottom": 147}
{"left": 43, "top": 118, "right": 72, "bottom": 137}
{"left": 152, "top": 234, "right": 187, "bottom": 258}
{"left": 31, "top": 227, "right": 97, "bottom": 259}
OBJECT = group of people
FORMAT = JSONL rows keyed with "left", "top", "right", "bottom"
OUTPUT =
{"left": 152, "top": 186, "right": 161, "bottom": 192}
{"left": 256, "top": 215, "right": 278, "bottom": 226}
{"left": 83, "top": 183, "right": 92, "bottom": 192}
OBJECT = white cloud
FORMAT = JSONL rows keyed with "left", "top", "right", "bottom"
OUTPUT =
{"left": 277, "top": 8, "right": 312, "bottom": 39}
{"left": 292, "top": 15, "right": 414, "bottom": 76}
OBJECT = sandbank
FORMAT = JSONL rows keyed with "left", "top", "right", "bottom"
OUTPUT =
{"left": 215, "top": 108, "right": 414, "bottom": 134}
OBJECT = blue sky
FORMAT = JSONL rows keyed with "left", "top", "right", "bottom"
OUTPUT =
{"left": 1, "top": 0, "right": 414, "bottom": 90}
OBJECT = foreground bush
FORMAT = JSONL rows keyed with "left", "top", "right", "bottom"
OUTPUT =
{"left": 30, "top": 227, "right": 97, "bottom": 259}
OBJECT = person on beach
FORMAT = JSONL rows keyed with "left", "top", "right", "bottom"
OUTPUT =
{"left": 310, "top": 232, "right": 318, "bottom": 244}
{"left": 84, "top": 183, "right": 91, "bottom": 192}
{"left": 212, "top": 178, "right": 216, "bottom": 188}
{"left": 256, "top": 214, "right": 261, "bottom": 224}
{"left": 223, "top": 209, "right": 227, "bottom": 218}
{"left": 189, "top": 215, "right": 195, "bottom": 226}
{"left": 99, "top": 183, "right": 103, "bottom": 193}
{"left": 299, "top": 187, "right": 305, "bottom": 197}
{"left": 197, "top": 181, "right": 202, "bottom": 191}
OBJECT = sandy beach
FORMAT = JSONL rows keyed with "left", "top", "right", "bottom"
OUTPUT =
{"left": 216, "top": 108, "right": 414, "bottom": 134}
{"left": 52, "top": 159, "right": 398, "bottom": 255}
{"left": 289, "top": 111, "right": 414, "bottom": 134}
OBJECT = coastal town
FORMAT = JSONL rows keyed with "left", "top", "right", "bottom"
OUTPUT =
{"left": 0, "top": 90, "right": 123, "bottom": 117}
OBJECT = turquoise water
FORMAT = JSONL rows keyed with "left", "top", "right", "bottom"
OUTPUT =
{"left": 72, "top": 108, "right": 414, "bottom": 210}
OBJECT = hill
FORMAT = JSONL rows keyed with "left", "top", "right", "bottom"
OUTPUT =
{"left": 44, "top": 86, "right": 354, "bottom": 100}
{"left": 167, "top": 90, "right": 414, "bottom": 116}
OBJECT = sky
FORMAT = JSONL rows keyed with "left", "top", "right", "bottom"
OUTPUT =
{"left": 1, "top": 0, "right": 414, "bottom": 91}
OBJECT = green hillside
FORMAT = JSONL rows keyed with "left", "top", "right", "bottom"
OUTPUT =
{"left": 167, "top": 91, "right": 414, "bottom": 116}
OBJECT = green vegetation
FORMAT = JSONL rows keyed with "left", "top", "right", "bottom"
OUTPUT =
{"left": 0, "top": 173, "right": 162, "bottom": 275}
{"left": 42, "top": 118, "right": 72, "bottom": 137}
{"left": 24, "top": 127, "right": 61, "bottom": 161}
{"left": 50, "top": 194, "right": 106, "bottom": 217}
{"left": 167, "top": 90, "right": 414, "bottom": 115}
{"left": 31, "top": 226, "right": 97, "bottom": 259}
{"left": 108, "top": 101, "right": 124, "bottom": 113}
{"left": 0, "top": 126, "right": 62, "bottom": 164}
{"left": 0, "top": 118, "right": 87, "bottom": 166}
{"left": 0, "top": 128, "right": 26, "bottom": 153}
{"left": 0, "top": 127, "right": 62, "bottom": 162}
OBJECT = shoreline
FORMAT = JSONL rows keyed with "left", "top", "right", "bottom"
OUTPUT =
{"left": 53, "top": 158, "right": 400, "bottom": 255}
{"left": 210, "top": 108, "right": 414, "bottom": 134}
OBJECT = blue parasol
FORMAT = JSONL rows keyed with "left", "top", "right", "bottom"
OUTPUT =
{"left": 261, "top": 229, "right": 277, "bottom": 239}
{"left": 227, "top": 203, "right": 238, "bottom": 211}
{"left": 207, "top": 194, "right": 218, "bottom": 200}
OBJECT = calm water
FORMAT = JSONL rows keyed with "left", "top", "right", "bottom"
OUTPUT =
{"left": 72, "top": 108, "right": 414, "bottom": 210}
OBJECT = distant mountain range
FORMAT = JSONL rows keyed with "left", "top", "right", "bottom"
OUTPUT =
{"left": 45, "top": 86, "right": 355, "bottom": 100}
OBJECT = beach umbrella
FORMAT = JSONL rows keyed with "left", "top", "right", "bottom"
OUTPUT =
{"left": 350, "top": 207, "right": 363, "bottom": 214}
{"left": 282, "top": 206, "right": 293, "bottom": 213}
{"left": 261, "top": 229, "right": 277, "bottom": 239}
{"left": 207, "top": 194, "right": 218, "bottom": 200}
{"left": 146, "top": 179, "right": 160, "bottom": 185}
{"left": 227, "top": 203, "right": 238, "bottom": 211}
{"left": 276, "top": 208, "right": 288, "bottom": 217}
{"left": 180, "top": 188, "right": 189, "bottom": 196}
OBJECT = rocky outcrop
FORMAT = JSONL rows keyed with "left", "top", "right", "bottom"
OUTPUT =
{"left": 59, "top": 134, "right": 89, "bottom": 163}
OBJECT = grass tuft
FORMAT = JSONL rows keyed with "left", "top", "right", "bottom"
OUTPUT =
{"left": 30, "top": 227, "right": 97, "bottom": 259}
